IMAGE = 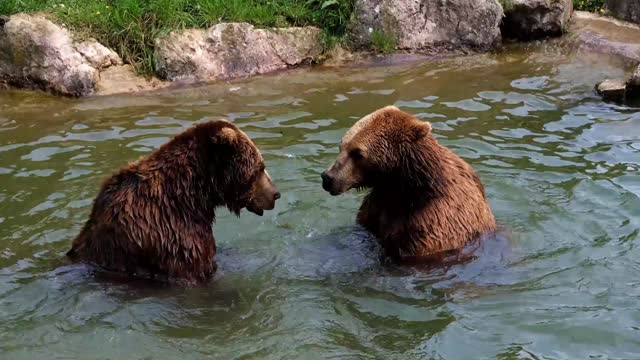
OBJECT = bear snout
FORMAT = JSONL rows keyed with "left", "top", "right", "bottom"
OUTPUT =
{"left": 321, "top": 172, "right": 335, "bottom": 194}
{"left": 321, "top": 171, "right": 344, "bottom": 196}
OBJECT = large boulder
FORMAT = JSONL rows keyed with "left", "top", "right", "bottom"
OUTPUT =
{"left": 606, "top": 0, "right": 640, "bottom": 24}
{"left": 0, "top": 13, "right": 122, "bottom": 96}
{"left": 154, "top": 23, "right": 323, "bottom": 82}
{"left": 347, "top": 0, "right": 503, "bottom": 53}
{"left": 501, "top": 0, "right": 573, "bottom": 40}
{"left": 570, "top": 11, "right": 640, "bottom": 64}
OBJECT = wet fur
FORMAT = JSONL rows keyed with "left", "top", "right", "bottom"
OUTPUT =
{"left": 67, "top": 120, "right": 265, "bottom": 284}
{"left": 335, "top": 106, "right": 496, "bottom": 260}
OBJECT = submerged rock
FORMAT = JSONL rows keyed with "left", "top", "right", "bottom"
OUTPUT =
{"left": 347, "top": 0, "right": 503, "bottom": 53}
{"left": 154, "top": 23, "right": 323, "bottom": 82}
{"left": 594, "top": 64, "right": 640, "bottom": 104}
{"left": 501, "top": 0, "right": 573, "bottom": 40}
{"left": 625, "top": 64, "right": 640, "bottom": 100}
{"left": 606, "top": 0, "right": 640, "bottom": 24}
{"left": 596, "top": 78, "right": 627, "bottom": 103}
{"left": 0, "top": 13, "right": 123, "bottom": 97}
{"left": 627, "top": 63, "right": 640, "bottom": 86}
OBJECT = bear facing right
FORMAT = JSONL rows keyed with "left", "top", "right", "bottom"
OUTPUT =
{"left": 67, "top": 120, "right": 280, "bottom": 284}
{"left": 321, "top": 106, "right": 496, "bottom": 261}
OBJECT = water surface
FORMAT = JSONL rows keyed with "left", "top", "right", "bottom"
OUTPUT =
{"left": 1, "top": 45, "right": 639, "bottom": 359}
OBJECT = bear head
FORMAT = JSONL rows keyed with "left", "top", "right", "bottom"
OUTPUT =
{"left": 200, "top": 120, "right": 280, "bottom": 215}
{"left": 321, "top": 106, "right": 432, "bottom": 195}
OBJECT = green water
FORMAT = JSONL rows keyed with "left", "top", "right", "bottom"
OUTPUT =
{"left": 1, "top": 46, "right": 639, "bottom": 359}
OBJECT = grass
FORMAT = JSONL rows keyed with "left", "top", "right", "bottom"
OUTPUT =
{"left": 498, "top": 0, "right": 513, "bottom": 12}
{"left": 0, "top": 0, "right": 354, "bottom": 76}
{"left": 0, "top": 0, "right": 607, "bottom": 77}
{"left": 573, "top": 0, "right": 605, "bottom": 12}
{"left": 499, "top": 0, "right": 603, "bottom": 13}
{"left": 370, "top": 30, "right": 396, "bottom": 54}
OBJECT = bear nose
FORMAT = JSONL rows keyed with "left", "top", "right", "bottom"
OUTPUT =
{"left": 274, "top": 191, "right": 281, "bottom": 200}
{"left": 321, "top": 172, "right": 333, "bottom": 192}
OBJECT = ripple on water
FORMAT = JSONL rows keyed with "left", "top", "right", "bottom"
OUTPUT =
{"left": 1, "top": 48, "right": 640, "bottom": 359}
{"left": 443, "top": 99, "right": 491, "bottom": 112}
{"left": 510, "top": 76, "right": 549, "bottom": 90}
{"left": 394, "top": 99, "right": 434, "bottom": 108}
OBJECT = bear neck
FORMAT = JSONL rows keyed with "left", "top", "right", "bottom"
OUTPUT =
{"left": 370, "top": 136, "right": 448, "bottom": 209}
{"left": 146, "top": 136, "right": 224, "bottom": 221}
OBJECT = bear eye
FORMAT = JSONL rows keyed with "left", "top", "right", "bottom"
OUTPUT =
{"left": 349, "top": 149, "right": 364, "bottom": 161}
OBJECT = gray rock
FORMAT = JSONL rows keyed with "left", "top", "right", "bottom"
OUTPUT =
{"left": 596, "top": 78, "right": 627, "bottom": 103}
{"left": 348, "top": 0, "right": 503, "bottom": 53}
{"left": 606, "top": 0, "right": 640, "bottom": 24}
{"left": 570, "top": 11, "right": 640, "bottom": 64}
{"left": 624, "top": 64, "right": 640, "bottom": 101}
{"left": 154, "top": 23, "right": 323, "bottom": 82}
{"left": 75, "top": 40, "right": 122, "bottom": 69}
{"left": 0, "top": 14, "right": 121, "bottom": 96}
{"left": 593, "top": 64, "right": 640, "bottom": 104}
{"left": 627, "top": 64, "right": 640, "bottom": 87}
{"left": 96, "top": 64, "right": 168, "bottom": 96}
{"left": 501, "top": 0, "right": 573, "bottom": 40}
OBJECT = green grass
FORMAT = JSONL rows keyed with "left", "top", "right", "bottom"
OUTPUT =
{"left": 370, "top": 30, "right": 396, "bottom": 54}
{"left": 0, "top": 0, "right": 354, "bottom": 76}
{"left": 498, "top": 0, "right": 513, "bottom": 12}
{"left": 573, "top": 0, "right": 605, "bottom": 12}
{"left": 499, "top": 0, "right": 603, "bottom": 13}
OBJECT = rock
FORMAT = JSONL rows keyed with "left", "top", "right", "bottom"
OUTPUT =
{"left": 96, "top": 65, "right": 168, "bottom": 96}
{"left": 570, "top": 11, "right": 640, "bottom": 65}
{"left": 624, "top": 64, "right": 640, "bottom": 100}
{"left": 596, "top": 78, "right": 627, "bottom": 102}
{"left": 348, "top": 0, "right": 503, "bottom": 53}
{"left": 606, "top": 0, "right": 640, "bottom": 24}
{"left": 76, "top": 40, "right": 122, "bottom": 69}
{"left": 321, "top": 45, "right": 359, "bottom": 67}
{"left": 0, "top": 13, "right": 121, "bottom": 96}
{"left": 627, "top": 64, "right": 640, "bottom": 87}
{"left": 594, "top": 65, "right": 640, "bottom": 104}
{"left": 154, "top": 23, "right": 323, "bottom": 82}
{"left": 501, "top": 0, "right": 573, "bottom": 40}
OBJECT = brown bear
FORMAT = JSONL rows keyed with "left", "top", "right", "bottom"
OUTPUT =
{"left": 321, "top": 106, "right": 496, "bottom": 262}
{"left": 67, "top": 120, "right": 280, "bottom": 284}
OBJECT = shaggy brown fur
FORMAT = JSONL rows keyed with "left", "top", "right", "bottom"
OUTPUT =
{"left": 321, "top": 106, "right": 496, "bottom": 261}
{"left": 67, "top": 120, "right": 280, "bottom": 284}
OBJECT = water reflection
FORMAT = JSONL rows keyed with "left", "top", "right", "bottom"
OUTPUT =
{"left": 0, "top": 44, "right": 639, "bottom": 359}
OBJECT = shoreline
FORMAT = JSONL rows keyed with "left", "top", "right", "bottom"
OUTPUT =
{"left": 0, "top": 3, "right": 639, "bottom": 98}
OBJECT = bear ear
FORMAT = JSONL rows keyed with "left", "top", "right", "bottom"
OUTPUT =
{"left": 412, "top": 121, "right": 432, "bottom": 141}
{"left": 212, "top": 126, "right": 238, "bottom": 145}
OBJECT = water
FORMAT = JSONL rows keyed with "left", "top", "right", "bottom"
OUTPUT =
{"left": 1, "top": 44, "right": 640, "bottom": 359}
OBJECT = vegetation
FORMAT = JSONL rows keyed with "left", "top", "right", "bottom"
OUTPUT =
{"left": 498, "top": 0, "right": 513, "bottom": 12}
{"left": 497, "top": 0, "right": 604, "bottom": 13}
{"left": 0, "top": 0, "right": 611, "bottom": 76}
{"left": 370, "top": 30, "right": 396, "bottom": 54}
{"left": 573, "top": 0, "right": 605, "bottom": 13}
{"left": 0, "top": 0, "right": 354, "bottom": 76}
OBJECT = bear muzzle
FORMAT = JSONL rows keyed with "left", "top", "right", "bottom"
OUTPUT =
{"left": 246, "top": 190, "right": 280, "bottom": 216}
{"left": 321, "top": 171, "right": 345, "bottom": 196}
